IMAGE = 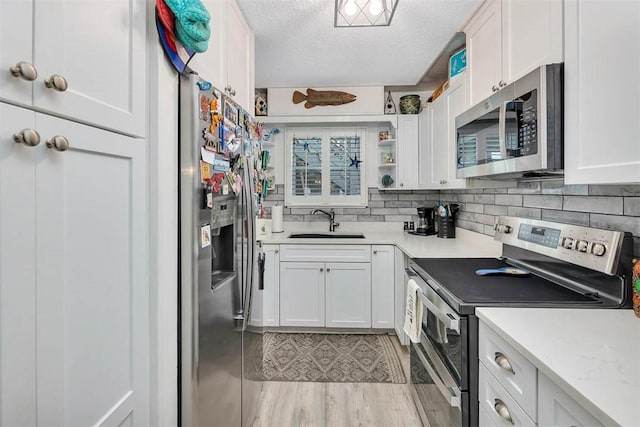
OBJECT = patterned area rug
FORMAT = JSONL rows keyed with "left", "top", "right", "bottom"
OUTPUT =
{"left": 262, "top": 333, "right": 406, "bottom": 384}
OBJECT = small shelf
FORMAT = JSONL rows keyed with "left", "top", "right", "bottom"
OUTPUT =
{"left": 378, "top": 163, "right": 396, "bottom": 168}
{"left": 377, "top": 139, "right": 396, "bottom": 146}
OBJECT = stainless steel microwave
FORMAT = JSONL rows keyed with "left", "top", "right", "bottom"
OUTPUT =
{"left": 455, "top": 64, "right": 563, "bottom": 179}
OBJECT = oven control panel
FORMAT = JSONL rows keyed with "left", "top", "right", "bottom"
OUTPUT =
{"left": 493, "top": 216, "right": 624, "bottom": 275}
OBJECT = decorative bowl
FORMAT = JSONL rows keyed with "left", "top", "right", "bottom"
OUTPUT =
{"left": 399, "top": 95, "right": 421, "bottom": 114}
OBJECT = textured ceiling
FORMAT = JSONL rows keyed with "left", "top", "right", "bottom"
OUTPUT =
{"left": 236, "top": 0, "right": 480, "bottom": 88}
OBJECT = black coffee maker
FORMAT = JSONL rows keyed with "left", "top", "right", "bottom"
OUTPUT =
{"left": 409, "top": 207, "right": 436, "bottom": 236}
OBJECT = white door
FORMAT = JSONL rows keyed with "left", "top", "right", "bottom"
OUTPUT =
{"left": 0, "top": 103, "right": 38, "bottom": 427}
{"left": 0, "top": 0, "right": 34, "bottom": 106}
{"left": 225, "top": 0, "right": 255, "bottom": 113}
{"left": 465, "top": 0, "right": 502, "bottom": 107}
{"left": 443, "top": 76, "right": 468, "bottom": 189}
{"left": 279, "top": 262, "right": 325, "bottom": 327}
{"left": 429, "top": 97, "right": 448, "bottom": 188}
{"left": 33, "top": 0, "right": 147, "bottom": 137}
{"left": 371, "top": 246, "right": 394, "bottom": 329}
{"left": 262, "top": 245, "right": 280, "bottom": 327}
{"left": 35, "top": 113, "right": 149, "bottom": 426}
{"left": 396, "top": 114, "right": 419, "bottom": 189}
{"left": 502, "top": 0, "right": 563, "bottom": 83}
{"left": 564, "top": 0, "right": 640, "bottom": 184}
{"left": 325, "top": 263, "right": 371, "bottom": 328}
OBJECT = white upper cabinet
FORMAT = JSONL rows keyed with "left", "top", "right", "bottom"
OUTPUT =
{"left": 423, "top": 75, "right": 468, "bottom": 189}
{"left": 191, "top": 0, "right": 255, "bottom": 113}
{"left": 465, "top": 0, "right": 563, "bottom": 107}
{"left": 564, "top": 0, "right": 640, "bottom": 184}
{"left": 396, "top": 114, "right": 420, "bottom": 189}
{"left": 0, "top": 0, "right": 146, "bottom": 137}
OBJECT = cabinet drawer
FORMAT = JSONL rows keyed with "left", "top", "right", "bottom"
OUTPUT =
{"left": 479, "top": 322, "right": 537, "bottom": 420}
{"left": 479, "top": 365, "right": 535, "bottom": 427}
{"left": 279, "top": 245, "right": 371, "bottom": 262}
{"left": 538, "top": 373, "right": 604, "bottom": 427}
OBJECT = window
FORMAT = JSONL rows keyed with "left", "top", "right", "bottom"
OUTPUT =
{"left": 285, "top": 128, "right": 367, "bottom": 207}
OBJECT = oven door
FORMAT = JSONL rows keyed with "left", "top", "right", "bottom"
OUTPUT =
{"left": 407, "top": 268, "right": 470, "bottom": 426}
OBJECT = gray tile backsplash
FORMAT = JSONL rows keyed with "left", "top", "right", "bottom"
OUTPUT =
{"left": 263, "top": 182, "right": 640, "bottom": 256}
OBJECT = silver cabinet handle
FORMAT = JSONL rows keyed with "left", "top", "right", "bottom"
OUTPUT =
{"left": 319, "top": 267, "right": 324, "bottom": 272}
{"left": 46, "top": 135, "right": 69, "bottom": 152}
{"left": 225, "top": 85, "right": 236, "bottom": 96}
{"left": 44, "top": 74, "right": 68, "bottom": 92}
{"left": 400, "top": 183, "right": 404, "bottom": 187}
{"left": 499, "top": 80, "right": 507, "bottom": 87}
{"left": 274, "top": 249, "right": 279, "bottom": 254}
{"left": 494, "top": 352, "right": 515, "bottom": 374}
{"left": 373, "top": 250, "right": 377, "bottom": 254}
{"left": 326, "top": 268, "right": 331, "bottom": 272}
{"left": 10, "top": 61, "right": 37, "bottom": 81}
{"left": 494, "top": 399, "right": 514, "bottom": 424}
{"left": 492, "top": 85, "right": 499, "bottom": 92}
{"left": 13, "top": 129, "right": 41, "bottom": 147}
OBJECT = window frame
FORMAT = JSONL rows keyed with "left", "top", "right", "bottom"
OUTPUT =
{"left": 285, "top": 127, "right": 367, "bottom": 207}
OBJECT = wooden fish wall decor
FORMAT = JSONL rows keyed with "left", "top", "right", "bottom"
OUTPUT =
{"left": 292, "top": 88, "right": 357, "bottom": 109}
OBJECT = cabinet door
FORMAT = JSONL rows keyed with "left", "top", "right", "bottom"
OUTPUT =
{"left": 0, "top": 0, "right": 34, "bottom": 106}
{"left": 443, "top": 76, "right": 468, "bottom": 189}
{"left": 502, "top": 0, "right": 563, "bottom": 83}
{"left": 465, "top": 0, "right": 502, "bottom": 107}
{"left": 35, "top": 114, "right": 149, "bottom": 426}
{"left": 226, "top": 0, "right": 255, "bottom": 113}
{"left": 418, "top": 107, "right": 431, "bottom": 188}
{"left": 33, "top": 0, "right": 146, "bottom": 137}
{"left": 428, "top": 97, "right": 448, "bottom": 188}
{"left": 280, "top": 262, "right": 325, "bottom": 327}
{"left": 0, "top": 104, "right": 37, "bottom": 427}
{"left": 188, "top": 0, "right": 226, "bottom": 91}
{"left": 538, "top": 373, "right": 605, "bottom": 427}
{"left": 397, "top": 114, "right": 419, "bottom": 189}
{"left": 564, "top": 0, "right": 640, "bottom": 184}
{"left": 371, "top": 246, "right": 394, "bottom": 329}
{"left": 393, "top": 247, "right": 408, "bottom": 345}
{"left": 262, "top": 245, "right": 280, "bottom": 327}
{"left": 325, "top": 263, "right": 371, "bottom": 328}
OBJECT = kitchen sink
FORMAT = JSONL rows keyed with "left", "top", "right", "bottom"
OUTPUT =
{"left": 288, "top": 232, "right": 366, "bottom": 239}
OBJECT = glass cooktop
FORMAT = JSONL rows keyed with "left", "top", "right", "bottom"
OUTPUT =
{"left": 410, "top": 258, "right": 601, "bottom": 313}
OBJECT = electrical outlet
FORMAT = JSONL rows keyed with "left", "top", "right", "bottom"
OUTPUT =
{"left": 409, "top": 221, "right": 415, "bottom": 231}
{"left": 403, "top": 221, "right": 409, "bottom": 230}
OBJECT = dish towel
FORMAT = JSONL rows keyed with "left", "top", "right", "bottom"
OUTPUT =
{"left": 403, "top": 278, "right": 423, "bottom": 343}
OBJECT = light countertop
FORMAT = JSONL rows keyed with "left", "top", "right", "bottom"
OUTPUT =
{"left": 259, "top": 222, "right": 502, "bottom": 259}
{"left": 476, "top": 308, "right": 640, "bottom": 427}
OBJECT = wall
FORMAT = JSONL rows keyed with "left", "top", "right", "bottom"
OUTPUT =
{"left": 263, "top": 182, "right": 640, "bottom": 256}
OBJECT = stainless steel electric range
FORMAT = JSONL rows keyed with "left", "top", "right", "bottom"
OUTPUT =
{"left": 406, "top": 216, "right": 634, "bottom": 427}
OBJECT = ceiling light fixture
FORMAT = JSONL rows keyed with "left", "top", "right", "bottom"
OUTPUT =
{"left": 334, "top": 0, "right": 398, "bottom": 27}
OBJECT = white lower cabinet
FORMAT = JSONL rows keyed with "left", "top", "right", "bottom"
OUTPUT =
{"left": 325, "top": 263, "right": 371, "bottom": 328}
{"left": 0, "top": 103, "right": 149, "bottom": 426}
{"left": 279, "top": 262, "right": 325, "bottom": 327}
{"left": 371, "top": 245, "right": 395, "bottom": 329}
{"left": 275, "top": 244, "right": 394, "bottom": 329}
{"left": 479, "top": 365, "right": 535, "bottom": 427}
{"left": 479, "top": 318, "right": 607, "bottom": 427}
{"left": 394, "top": 247, "right": 409, "bottom": 345}
{"left": 538, "top": 373, "right": 604, "bottom": 427}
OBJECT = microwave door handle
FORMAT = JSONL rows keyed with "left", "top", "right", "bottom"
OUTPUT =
{"left": 499, "top": 102, "right": 507, "bottom": 160}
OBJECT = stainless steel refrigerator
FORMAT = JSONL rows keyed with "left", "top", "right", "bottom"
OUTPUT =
{"left": 178, "top": 73, "right": 262, "bottom": 427}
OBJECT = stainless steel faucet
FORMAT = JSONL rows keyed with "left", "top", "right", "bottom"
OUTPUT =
{"left": 310, "top": 208, "right": 340, "bottom": 232}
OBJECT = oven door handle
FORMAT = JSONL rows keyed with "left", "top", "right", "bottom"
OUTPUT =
{"left": 406, "top": 268, "right": 460, "bottom": 333}
{"left": 413, "top": 341, "right": 461, "bottom": 409}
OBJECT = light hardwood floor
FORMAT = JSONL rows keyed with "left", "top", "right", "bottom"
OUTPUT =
{"left": 246, "top": 336, "right": 423, "bottom": 427}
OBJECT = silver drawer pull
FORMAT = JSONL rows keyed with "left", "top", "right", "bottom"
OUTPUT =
{"left": 10, "top": 61, "right": 37, "bottom": 81}
{"left": 494, "top": 399, "right": 514, "bottom": 424}
{"left": 494, "top": 352, "right": 515, "bottom": 374}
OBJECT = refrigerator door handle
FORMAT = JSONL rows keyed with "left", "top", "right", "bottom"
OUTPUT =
{"left": 258, "top": 252, "right": 265, "bottom": 291}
